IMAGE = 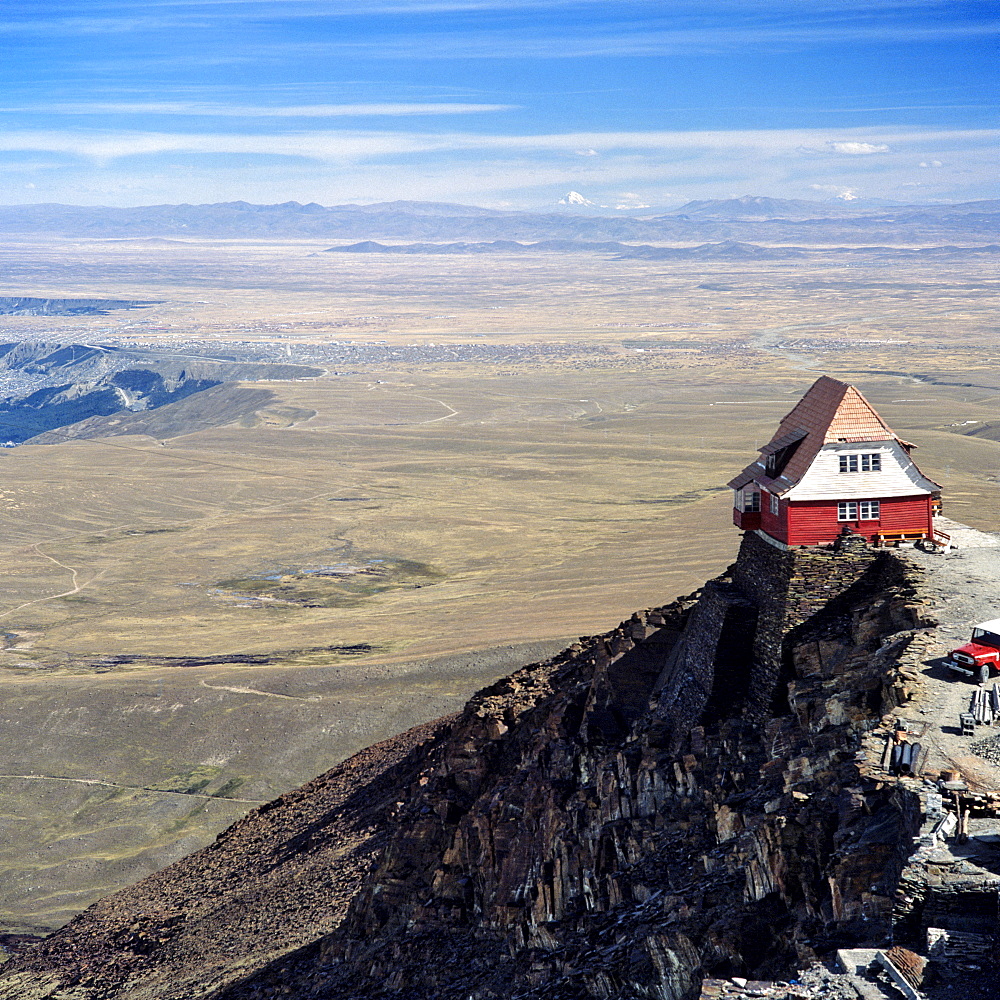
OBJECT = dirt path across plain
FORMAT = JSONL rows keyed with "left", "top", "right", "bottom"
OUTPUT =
{"left": 0, "top": 772, "right": 266, "bottom": 804}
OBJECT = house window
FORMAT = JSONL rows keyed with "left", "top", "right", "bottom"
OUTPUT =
{"left": 744, "top": 491, "right": 761, "bottom": 512}
{"left": 838, "top": 500, "right": 881, "bottom": 521}
{"left": 770, "top": 492, "right": 779, "bottom": 515}
{"left": 859, "top": 500, "right": 880, "bottom": 520}
{"left": 839, "top": 453, "right": 881, "bottom": 472}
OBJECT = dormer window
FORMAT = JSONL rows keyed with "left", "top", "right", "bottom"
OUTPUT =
{"left": 839, "top": 453, "right": 881, "bottom": 473}
{"left": 760, "top": 428, "right": 806, "bottom": 479}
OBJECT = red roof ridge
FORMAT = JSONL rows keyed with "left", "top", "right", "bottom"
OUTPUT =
{"left": 727, "top": 375, "right": 923, "bottom": 493}
{"left": 823, "top": 383, "right": 895, "bottom": 443}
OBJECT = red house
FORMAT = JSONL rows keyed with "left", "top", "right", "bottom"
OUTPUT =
{"left": 728, "top": 376, "right": 942, "bottom": 548}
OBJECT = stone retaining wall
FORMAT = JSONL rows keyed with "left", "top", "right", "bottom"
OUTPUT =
{"left": 894, "top": 856, "right": 1000, "bottom": 938}
{"left": 731, "top": 532, "right": 895, "bottom": 717}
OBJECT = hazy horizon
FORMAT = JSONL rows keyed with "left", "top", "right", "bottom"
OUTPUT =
{"left": 1, "top": 1, "right": 996, "bottom": 210}
{"left": 0, "top": 191, "right": 996, "bottom": 213}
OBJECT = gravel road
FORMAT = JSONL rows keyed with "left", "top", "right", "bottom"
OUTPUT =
{"left": 896, "top": 517, "right": 1000, "bottom": 790}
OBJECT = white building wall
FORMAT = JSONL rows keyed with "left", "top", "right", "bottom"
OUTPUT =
{"left": 784, "top": 440, "right": 936, "bottom": 501}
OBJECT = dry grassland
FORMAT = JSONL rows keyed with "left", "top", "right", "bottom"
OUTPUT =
{"left": 0, "top": 236, "right": 997, "bottom": 934}
{"left": 0, "top": 236, "right": 994, "bottom": 348}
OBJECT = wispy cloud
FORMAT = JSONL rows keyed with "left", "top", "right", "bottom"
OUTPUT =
{"left": 3, "top": 1, "right": 994, "bottom": 56}
{"left": 1, "top": 1, "right": 993, "bottom": 207}
{"left": 7, "top": 101, "right": 514, "bottom": 118}
{"left": 1, "top": 124, "right": 994, "bottom": 208}
{"left": 0, "top": 125, "right": 991, "bottom": 162}
{"left": 828, "top": 141, "right": 890, "bottom": 154}
{"left": 196, "top": 20, "right": 1000, "bottom": 62}
{"left": 10, "top": 0, "right": 978, "bottom": 15}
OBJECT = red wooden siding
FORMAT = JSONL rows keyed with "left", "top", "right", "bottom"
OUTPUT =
{"left": 733, "top": 508, "right": 761, "bottom": 530}
{"left": 876, "top": 496, "right": 934, "bottom": 535}
{"left": 759, "top": 490, "right": 789, "bottom": 544}
{"left": 784, "top": 494, "right": 932, "bottom": 547}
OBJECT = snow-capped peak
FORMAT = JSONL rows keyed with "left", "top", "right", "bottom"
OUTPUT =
{"left": 558, "top": 191, "right": 594, "bottom": 206}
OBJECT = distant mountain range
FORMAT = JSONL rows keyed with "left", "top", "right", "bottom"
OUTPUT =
{"left": 661, "top": 194, "right": 1000, "bottom": 220}
{"left": 658, "top": 194, "right": 908, "bottom": 219}
{"left": 0, "top": 196, "right": 996, "bottom": 243}
{"left": 326, "top": 239, "right": 999, "bottom": 261}
{"left": 326, "top": 239, "right": 809, "bottom": 260}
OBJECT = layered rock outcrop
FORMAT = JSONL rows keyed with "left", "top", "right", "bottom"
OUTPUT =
{"left": 0, "top": 533, "right": 936, "bottom": 999}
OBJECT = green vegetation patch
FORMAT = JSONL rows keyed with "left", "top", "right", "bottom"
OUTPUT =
{"left": 85, "top": 526, "right": 187, "bottom": 544}
{"left": 146, "top": 765, "right": 222, "bottom": 796}
{"left": 240, "top": 404, "right": 316, "bottom": 428}
{"left": 211, "top": 777, "right": 246, "bottom": 799}
{"left": 216, "top": 556, "right": 444, "bottom": 609}
{"left": 166, "top": 801, "right": 211, "bottom": 835}
{"left": 959, "top": 421, "right": 1000, "bottom": 441}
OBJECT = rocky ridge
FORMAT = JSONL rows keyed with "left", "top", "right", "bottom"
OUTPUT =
{"left": 0, "top": 297, "right": 159, "bottom": 317}
{"left": 0, "top": 341, "right": 322, "bottom": 444}
{"left": 0, "top": 530, "right": 957, "bottom": 1000}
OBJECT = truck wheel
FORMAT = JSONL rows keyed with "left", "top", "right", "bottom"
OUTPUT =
{"left": 977, "top": 665, "right": 989, "bottom": 684}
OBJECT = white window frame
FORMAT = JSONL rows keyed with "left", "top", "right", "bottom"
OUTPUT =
{"left": 838, "top": 501, "right": 857, "bottom": 521}
{"left": 838, "top": 500, "right": 881, "bottom": 521}
{"left": 859, "top": 500, "right": 880, "bottom": 520}
{"left": 743, "top": 490, "right": 760, "bottom": 512}
{"left": 839, "top": 453, "right": 882, "bottom": 473}
{"left": 770, "top": 492, "right": 779, "bottom": 515}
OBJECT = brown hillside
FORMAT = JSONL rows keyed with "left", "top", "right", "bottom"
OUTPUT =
{"left": 1, "top": 533, "right": 943, "bottom": 999}
{"left": 0, "top": 718, "right": 452, "bottom": 1000}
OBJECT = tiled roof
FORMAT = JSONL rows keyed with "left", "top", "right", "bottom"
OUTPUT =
{"left": 728, "top": 467, "right": 760, "bottom": 490}
{"left": 768, "top": 377, "right": 893, "bottom": 486}
{"left": 726, "top": 376, "right": 927, "bottom": 493}
{"left": 759, "top": 427, "right": 807, "bottom": 457}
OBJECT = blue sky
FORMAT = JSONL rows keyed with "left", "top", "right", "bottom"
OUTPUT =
{"left": 0, "top": 0, "right": 996, "bottom": 208}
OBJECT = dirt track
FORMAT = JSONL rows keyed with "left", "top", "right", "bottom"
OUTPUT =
{"left": 895, "top": 517, "right": 1000, "bottom": 790}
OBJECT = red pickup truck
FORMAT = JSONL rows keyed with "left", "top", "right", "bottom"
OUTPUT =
{"left": 948, "top": 619, "right": 1000, "bottom": 682}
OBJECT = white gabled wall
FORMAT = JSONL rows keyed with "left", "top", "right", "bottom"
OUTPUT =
{"left": 784, "top": 440, "right": 936, "bottom": 501}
